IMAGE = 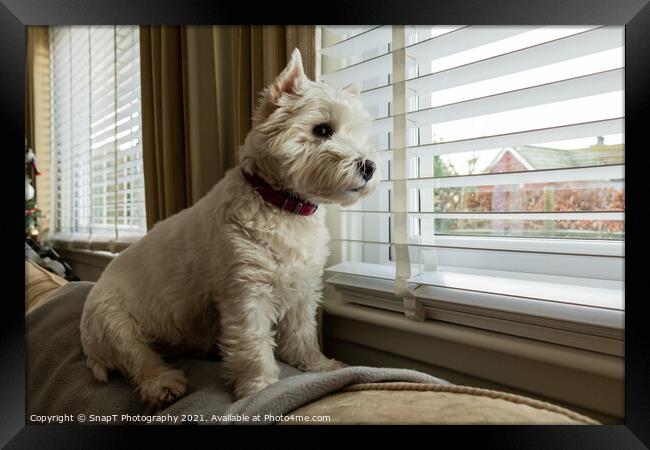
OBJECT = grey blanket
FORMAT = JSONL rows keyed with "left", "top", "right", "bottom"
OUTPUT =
{"left": 27, "top": 282, "right": 448, "bottom": 425}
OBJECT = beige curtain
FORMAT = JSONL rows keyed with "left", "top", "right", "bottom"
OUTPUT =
{"left": 140, "top": 25, "right": 316, "bottom": 227}
{"left": 139, "top": 26, "right": 194, "bottom": 230}
{"left": 25, "top": 26, "right": 52, "bottom": 240}
{"left": 184, "top": 25, "right": 316, "bottom": 204}
{"left": 230, "top": 26, "right": 317, "bottom": 145}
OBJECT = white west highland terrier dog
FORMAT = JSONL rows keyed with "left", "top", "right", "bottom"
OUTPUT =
{"left": 80, "top": 48, "right": 379, "bottom": 406}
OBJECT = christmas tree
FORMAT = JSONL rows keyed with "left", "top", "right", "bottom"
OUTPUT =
{"left": 25, "top": 137, "right": 43, "bottom": 241}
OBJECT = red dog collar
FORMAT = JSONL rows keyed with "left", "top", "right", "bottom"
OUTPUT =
{"left": 241, "top": 169, "right": 318, "bottom": 217}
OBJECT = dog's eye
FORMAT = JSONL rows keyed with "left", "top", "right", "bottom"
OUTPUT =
{"left": 313, "top": 123, "right": 334, "bottom": 139}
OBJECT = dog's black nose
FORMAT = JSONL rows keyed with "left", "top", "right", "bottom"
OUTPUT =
{"left": 356, "top": 159, "right": 376, "bottom": 181}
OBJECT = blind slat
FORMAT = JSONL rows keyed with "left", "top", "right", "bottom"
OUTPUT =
{"left": 398, "top": 118, "right": 624, "bottom": 157}
{"left": 328, "top": 237, "right": 624, "bottom": 257}
{"left": 333, "top": 210, "right": 624, "bottom": 221}
{"left": 321, "top": 25, "right": 389, "bottom": 59}
{"left": 358, "top": 26, "right": 623, "bottom": 115}
{"left": 373, "top": 69, "right": 623, "bottom": 128}
{"left": 404, "top": 26, "right": 548, "bottom": 64}
{"left": 373, "top": 164, "right": 624, "bottom": 188}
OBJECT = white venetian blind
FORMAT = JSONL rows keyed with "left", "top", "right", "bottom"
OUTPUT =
{"left": 319, "top": 26, "right": 624, "bottom": 316}
{"left": 50, "top": 26, "right": 145, "bottom": 252}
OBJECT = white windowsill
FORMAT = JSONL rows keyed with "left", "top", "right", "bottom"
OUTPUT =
{"left": 410, "top": 267, "right": 623, "bottom": 310}
{"left": 50, "top": 233, "right": 142, "bottom": 253}
{"left": 326, "top": 264, "right": 623, "bottom": 326}
{"left": 325, "top": 268, "right": 624, "bottom": 356}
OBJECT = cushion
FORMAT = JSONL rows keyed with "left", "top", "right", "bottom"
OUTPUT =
{"left": 25, "top": 259, "right": 68, "bottom": 314}
{"left": 282, "top": 382, "right": 599, "bottom": 424}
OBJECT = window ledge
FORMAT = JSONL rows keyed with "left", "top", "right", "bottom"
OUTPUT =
{"left": 53, "top": 247, "right": 117, "bottom": 268}
{"left": 325, "top": 272, "right": 624, "bottom": 356}
{"left": 50, "top": 234, "right": 141, "bottom": 253}
{"left": 50, "top": 246, "right": 116, "bottom": 282}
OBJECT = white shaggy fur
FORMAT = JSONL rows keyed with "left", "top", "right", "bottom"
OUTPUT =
{"left": 79, "top": 49, "right": 378, "bottom": 406}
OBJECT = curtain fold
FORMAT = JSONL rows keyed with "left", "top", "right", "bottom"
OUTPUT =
{"left": 25, "top": 26, "right": 52, "bottom": 240}
{"left": 139, "top": 26, "right": 193, "bottom": 230}
{"left": 232, "top": 25, "right": 316, "bottom": 143}
{"left": 141, "top": 25, "right": 315, "bottom": 222}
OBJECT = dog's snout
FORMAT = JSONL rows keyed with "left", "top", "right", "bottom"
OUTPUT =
{"left": 355, "top": 158, "right": 376, "bottom": 181}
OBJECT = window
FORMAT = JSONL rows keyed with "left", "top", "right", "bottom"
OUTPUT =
{"left": 318, "top": 26, "right": 624, "bottom": 352}
{"left": 49, "top": 26, "right": 145, "bottom": 252}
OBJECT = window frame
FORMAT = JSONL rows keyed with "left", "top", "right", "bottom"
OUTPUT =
{"left": 316, "top": 25, "right": 625, "bottom": 347}
{"left": 48, "top": 25, "right": 146, "bottom": 253}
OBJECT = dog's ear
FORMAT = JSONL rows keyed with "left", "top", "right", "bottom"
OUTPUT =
{"left": 268, "top": 48, "right": 307, "bottom": 105}
{"left": 342, "top": 83, "right": 360, "bottom": 96}
{"left": 253, "top": 48, "right": 308, "bottom": 126}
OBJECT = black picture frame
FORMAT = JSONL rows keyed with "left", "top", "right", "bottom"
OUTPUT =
{"left": 2, "top": 0, "right": 648, "bottom": 447}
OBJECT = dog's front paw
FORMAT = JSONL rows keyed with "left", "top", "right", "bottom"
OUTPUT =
{"left": 302, "top": 357, "right": 349, "bottom": 372}
{"left": 234, "top": 376, "right": 279, "bottom": 399}
{"left": 139, "top": 368, "right": 188, "bottom": 407}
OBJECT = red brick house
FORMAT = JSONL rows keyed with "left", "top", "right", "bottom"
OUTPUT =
{"left": 455, "top": 137, "right": 624, "bottom": 238}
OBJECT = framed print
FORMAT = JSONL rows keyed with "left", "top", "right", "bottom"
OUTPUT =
{"left": 2, "top": 0, "right": 648, "bottom": 447}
